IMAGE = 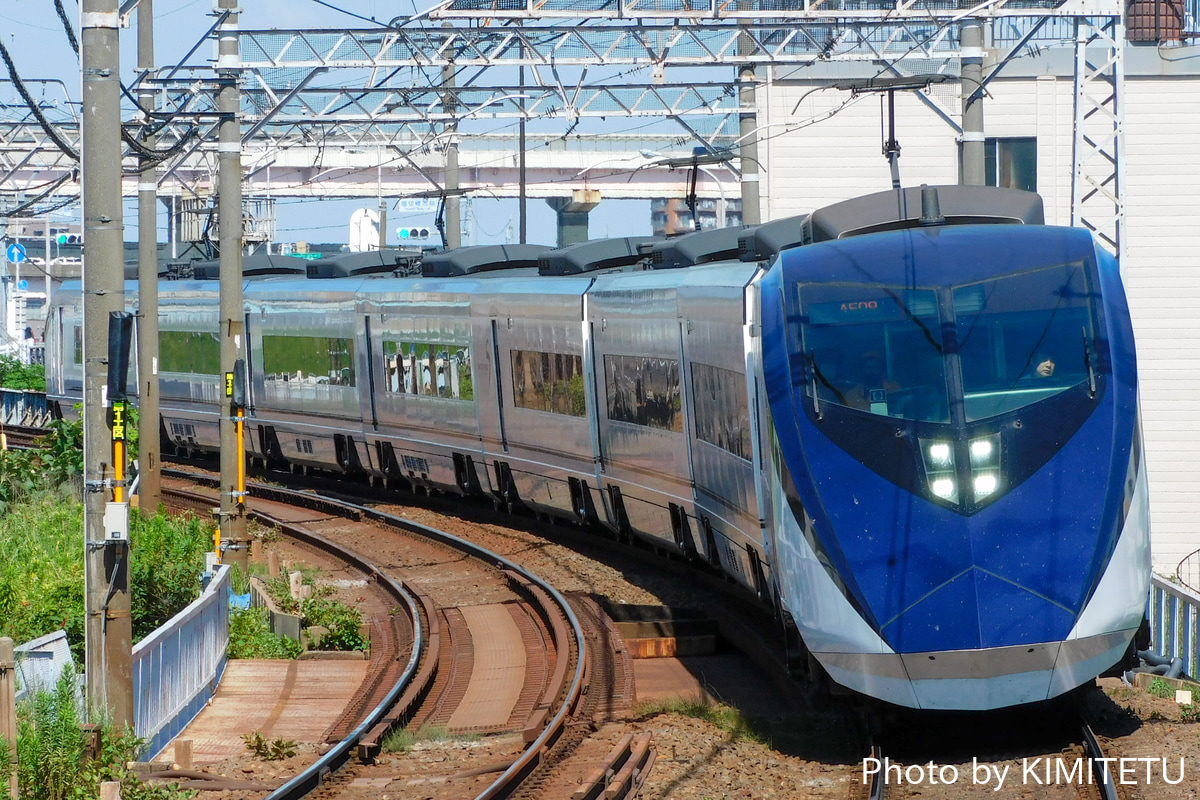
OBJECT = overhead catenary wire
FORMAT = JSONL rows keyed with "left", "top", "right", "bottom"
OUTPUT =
{"left": 0, "top": 39, "right": 80, "bottom": 161}
{"left": 53, "top": 0, "right": 80, "bottom": 57}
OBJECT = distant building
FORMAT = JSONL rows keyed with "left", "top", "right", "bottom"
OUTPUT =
{"left": 650, "top": 197, "right": 744, "bottom": 236}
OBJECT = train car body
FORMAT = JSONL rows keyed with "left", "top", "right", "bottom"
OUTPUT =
{"left": 43, "top": 185, "right": 1149, "bottom": 712}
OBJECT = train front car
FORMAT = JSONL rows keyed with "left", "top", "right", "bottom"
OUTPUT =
{"left": 759, "top": 219, "right": 1148, "bottom": 711}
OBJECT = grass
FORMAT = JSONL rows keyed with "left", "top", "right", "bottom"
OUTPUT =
{"left": 381, "top": 725, "right": 477, "bottom": 754}
{"left": 632, "top": 694, "right": 764, "bottom": 744}
{"left": 0, "top": 492, "right": 213, "bottom": 663}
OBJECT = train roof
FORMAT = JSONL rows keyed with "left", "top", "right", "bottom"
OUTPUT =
{"left": 420, "top": 243, "right": 551, "bottom": 277}
{"left": 645, "top": 225, "right": 752, "bottom": 269}
{"left": 537, "top": 236, "right": 658, "bottom": 276}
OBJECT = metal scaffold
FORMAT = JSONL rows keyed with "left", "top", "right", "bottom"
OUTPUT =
{"left": 0, "top": 0, "right": 1125, "bottom": 251}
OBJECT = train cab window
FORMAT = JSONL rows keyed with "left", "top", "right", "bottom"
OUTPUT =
{"left": 511, "top": 349, "right": 585, "bottom": 416}
{"left": 953, "top": 262, "right": 1097, "bottom": 421}
{"left": 691, "top": 363, "right": 751, "bottom": 460}
{"left": 798, "top": 286, "right": 950, "bottom": 423}
{"left": 604, "top": 354, "right": 684, "bottom": 433}
{"left": 263, "top": 335, "right": 356, "bottom": 387}
{"left": 159, "top": 330, "right": 220, "bottom": 374}
{"left": 382, "top": 341, "right": 472, "bottom": 400}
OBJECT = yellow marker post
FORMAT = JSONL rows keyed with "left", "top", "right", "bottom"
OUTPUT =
{"left": 110, "top": 400, "right": 127, "bottom": 503}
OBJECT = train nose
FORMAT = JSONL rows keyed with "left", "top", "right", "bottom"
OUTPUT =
{"left": 881, "top": 566, "right": 1078, "bottom": 653}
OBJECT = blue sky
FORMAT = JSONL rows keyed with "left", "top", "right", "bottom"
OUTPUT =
{"left": 1, "top": 0, "right": 652, "bottom": 247}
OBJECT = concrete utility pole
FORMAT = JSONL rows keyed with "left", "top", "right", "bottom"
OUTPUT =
{"left": 961, "top": 19, "right": 986, "bottom": 186}
{"left": 443, "top": 57, "right": 461, "bottom": 249}
{"left": 81, "top": 0, "right": 133, "bottom": 728}
{"left": 137, "top": 0, "right": 161, "bottom": 515}
{"left": 737, "top": 7, "right": 761, "bottom": 226}
{"left": 217, "top": 0, "right": 248, "bottom": 571}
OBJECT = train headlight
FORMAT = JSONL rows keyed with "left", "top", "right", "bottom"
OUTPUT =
{"left": 928, "top": 442, "right": 952, "bottom": 466}
{"left": 969, "top": 434, "right": 1001, "bottom": 502}
{"left": 932, "top": 478, "right": 957, "bottom": 499}
{"left": 920, "top": 438, "right": 958, "bottom": 503}
{"left": 973, "top": 473, "right": 998, "bottom": 497}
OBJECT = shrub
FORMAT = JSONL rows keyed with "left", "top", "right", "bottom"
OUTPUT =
{"left": 0, "top": 356, "right": 45, "bottom": 391}
{"left": 227, "top": 607, "right": 302, "bottom": 660}
{"left": 301, "top": 597, "right": 367, "bottom": 652}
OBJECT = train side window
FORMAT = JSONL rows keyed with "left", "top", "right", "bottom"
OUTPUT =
{"left": 604, "top": 354, "right": 683, "bottom": 433}
{"left": 159, "top": 330, "right": 220, "bottom": 374}
{"left": 263, "top": 335, "right": 355, "bottom": 386}
{"left": 382, "top": 340, "right": 473, "bottom": 401}
{"left": 692, "top": 362, "right": 751, "bottom": 460}
{"left": 510, "top": 349, "right": 585, "bottom": 416}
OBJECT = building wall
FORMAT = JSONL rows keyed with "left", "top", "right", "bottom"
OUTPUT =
{"left": 766, "top": 57, "right": 1200, "bottom": 573}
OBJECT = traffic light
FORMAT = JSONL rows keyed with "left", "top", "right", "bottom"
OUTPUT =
{"left": 397, "top": 227, "right": 430, "bottom": 241}
{"left": 55, "top": 233, "right": 82, "bottom": 245}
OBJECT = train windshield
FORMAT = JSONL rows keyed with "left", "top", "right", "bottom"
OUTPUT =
{"left": 954, "top": 261, "right": 1095, "bottom": 421}
{"left": 799, "top": 285, "right": 951, "bottom": 423}
{"left": 795, "top": 260, "right": 1099, "bottom": 425}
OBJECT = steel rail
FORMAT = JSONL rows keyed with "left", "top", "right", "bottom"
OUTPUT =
{"left": 1081, "top": 722, "right": 1119, "bottom": 800}
{"left": 163, "top": 468, "right": 589, "bottom": 800}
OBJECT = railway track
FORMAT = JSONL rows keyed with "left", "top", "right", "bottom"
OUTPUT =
{"left": 855, "top": 713, "right": 1128, "bottom": 800}
{"left": 161, "top": 469, "right": 653, "bottom": 800}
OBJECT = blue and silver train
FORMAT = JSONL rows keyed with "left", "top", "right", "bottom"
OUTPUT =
{"left": 45, "top": 185, "right": 1149, "bottom": 711}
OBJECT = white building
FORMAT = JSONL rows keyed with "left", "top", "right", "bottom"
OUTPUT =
{"left": 759, "top": 40, "right": 1200, "bottom": 573}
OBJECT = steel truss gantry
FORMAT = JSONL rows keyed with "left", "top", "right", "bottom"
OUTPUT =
{"left": 0, "top": 0, "right": 1124, "bottom": 254}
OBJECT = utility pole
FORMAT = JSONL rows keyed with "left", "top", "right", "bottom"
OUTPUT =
{"left": 961, "top": 19, "right": 986, "bottom": 185}
{"left": 217, "top": 0, "right": 248, "bottom": 571}
{"left": 737, "top": 5, "right": 761, "bottom": 226}
{"left": 137, "top": 0, "right": 161, "bottom": 515}
{"left": 81, "top": 0, "right": 133, "bottom": 728}
{"left": 442, "top": 48, "right": 461, "bottom": 249}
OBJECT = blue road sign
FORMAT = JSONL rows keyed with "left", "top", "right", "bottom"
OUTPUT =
{"left": 6, "top": 243, "right": 27, "bottom": 264}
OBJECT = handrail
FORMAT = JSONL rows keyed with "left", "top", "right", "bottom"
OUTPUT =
{"left": 1149, "top": 573, "right": 1200, "bottom": 680}
{"left": 133, "top": 564, "right": 231, "bottom": 758}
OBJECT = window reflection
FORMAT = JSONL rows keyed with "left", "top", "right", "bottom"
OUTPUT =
{"left": 605, "top": 354, "right": 683, "bottom": 433}
{"left": 263, "top": 336, "right": 356, "bottom": 386}
{"left": 511, "top": 349, "right": 585, "bottom": 416}
{"left": 798, "top": 286, "right": 950, "bottom": 423}
{"left": 382, "top": 340, "right": 472, "bottom": 400}
{"left": 692, "top": 363, "right": 751, "bottom": 460}
{"left": 954, "top": 263, "right": 1095, "bottom": 420}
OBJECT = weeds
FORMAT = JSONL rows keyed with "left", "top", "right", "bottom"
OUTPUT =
{"left": 241, "top": 731, "right": 297, "bottom": 761}
{"left": 14, "top": 667, "right": 193, "bottom": 800}
{"left": 1149, "top": 678, "right": 1174, "bottom": 699}
{"left": 381, "top": 725, "right": 471, "bottom": 754}
{"left": 633, "top": 694, "right": 764, "bottom": 744}
{"left": 227, "top": 607, "right": 302, "bottom": 659}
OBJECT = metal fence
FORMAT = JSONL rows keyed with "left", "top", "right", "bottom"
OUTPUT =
{"left": 132, "top": 565, "right": 231, "bottom": 759}
{"left": 1149, "top": 573, "right": 1200, "bottom": 680}
{"left": 0, "top": 388, "right": 50, "bottom": 427}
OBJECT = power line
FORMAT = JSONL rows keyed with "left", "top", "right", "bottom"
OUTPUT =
{"left": 0, "top": 38, "right": 80, "bottom": 161}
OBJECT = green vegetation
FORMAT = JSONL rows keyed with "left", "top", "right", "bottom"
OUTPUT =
{"left": 240, "top": 731, "right": 297, "bottom": 761}
{"left": 258, "top": 565, "right": 368, "bottom": 652}
{"left": 226, "top": 607, "right": 302, "bottom": 660}
{"left": 633, "top": 694, "right": 763, "bottom": 744}
{"left": 15, "top": 668, "right": 194, "bottom": 800}
{"left": 381, "top": 725, "right": 474, "bottom": 754}
{"left": 0, "top": 356, "right": 45, "bottom": 391}
{"left": 0, "top": 419, "right": 83, "bottom": 514}
{"left": 1149, "top": 677, "right": 1174, "bottom": 699}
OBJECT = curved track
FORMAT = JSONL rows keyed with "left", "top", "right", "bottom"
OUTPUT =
{"left": 161, "top": 469, "right": 644, "bottom": 800}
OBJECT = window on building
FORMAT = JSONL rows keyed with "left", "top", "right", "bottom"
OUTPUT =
{"left": 984, "top": 137, "right": 1037, "bottom": 193}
